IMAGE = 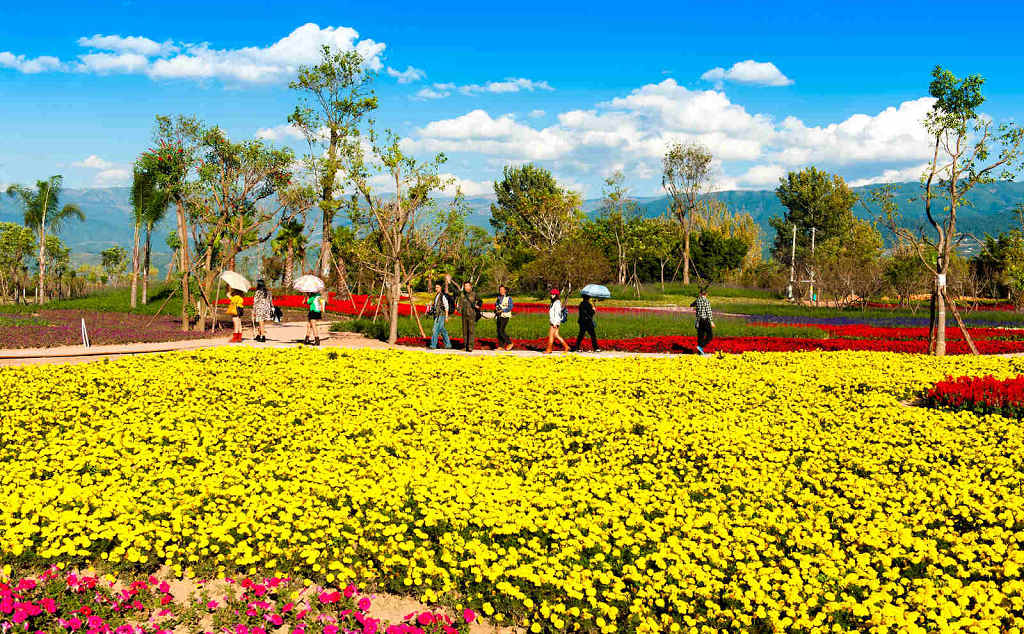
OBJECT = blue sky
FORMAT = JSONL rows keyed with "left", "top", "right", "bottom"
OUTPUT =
{"left": 2, "top": 0, "right": 1023, "bottom": 197}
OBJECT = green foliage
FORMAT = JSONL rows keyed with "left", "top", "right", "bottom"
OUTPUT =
{"left": 6, "top": 175, "right": 85, "bottom": 234}
{"left": 100, "top": 246, "right": 129, "bottom": 278}
{"left": 0, "top": 222, "right": 35, "bottom": 300}
{"left": 770, "top": 167, "right": 857, "bottom": 265}
{"left": 690, "top": 230, "right": 749, "bottom": 282}
{"left": 490, "top": 164, "right": 581, "bottom": 254}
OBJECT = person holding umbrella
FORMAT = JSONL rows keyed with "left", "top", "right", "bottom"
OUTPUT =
{"left": 219, "top": 270, "right": 251, "bottom": 343}
{"left": 572, "top": 294, "right": 600, "bottom": 352}
{"left": 293, "top": 274, "right": 326, "bottom": 346}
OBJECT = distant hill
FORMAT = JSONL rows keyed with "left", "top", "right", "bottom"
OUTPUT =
{"left": 3, "top": 182, "right": 1023, "bottom": 265}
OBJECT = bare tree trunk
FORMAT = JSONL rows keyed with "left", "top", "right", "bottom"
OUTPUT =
{"left": 284, "top": 247, "right": 294, "bottom": 289}
{"left": 660, "top": 261, "right": 666, "bottom": 292}
{"left": 934, "top": 278, "right": 947, "bottom": 357}
{"left": 174, "top": 199, "right": 192, "bottom": 331}
{"left": 388, "top": 259, "right": 401, "bottom": 344}
{"left": 165, "top": 249, "right": 176, "bottom": 283}
{"left": 130, "top": 222, "right": 141, "bottom": 308}
{"left": 37, "top": 226, "right": 46, "bottom": 304}
{"left": 682, "top": 220, "right": 691, "bottom": 286}
{"left": 320, "top": 212, "right": 331, "bottom": 280}
{"left": 142, "top": 226, "right": 152, "bottom": 304}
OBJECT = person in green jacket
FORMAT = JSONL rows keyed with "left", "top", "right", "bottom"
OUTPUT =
{"left": 305, "top": 291, "right": 324, "bottom": 346}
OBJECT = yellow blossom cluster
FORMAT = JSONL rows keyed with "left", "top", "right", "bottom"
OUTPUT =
{"left": 2, "top": 348, "right": 1024, "bottom": 633}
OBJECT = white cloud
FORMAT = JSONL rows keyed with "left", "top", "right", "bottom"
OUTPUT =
{"left": 76, "top": 52, "right": 150, "bottom": 74}
{"left": 74, "top": 155, "right": 114, "bottom": 170}
{"left": 94, "top": 168, "right": 131, "bottom": 186}
{"left": 77, "top": 34, "right": 177, "bottom": 57}
{"left": 440, "top": 174, "right": 493, "bottom": 197}
{"left": 387, "top": 65, "right": 425, "bottom": 83}
{"left": 1, "top": 23, "right": 385, "bottom": 85}
{"left": 459, "top": 78, "right": 553, "bottom": 95}
{"left": 529, "top": 109, "right": 546, "bottom": 118}
{"left": 850, "top": 163, "right": 931, "bottom": 187}
{"left": 0, "top": 51, "right": 64, "bottom": 73}
{"left": 405, "top": 78, "right": 942, "bottom": 194}
{"left": 701, "top": 60, "right": 793, "bottom": 88}
{"left": 255, "top": 123, "right": 307, "bottom": 142}
{"left": 414, "top": 85, "right": 451, "bottom": 100}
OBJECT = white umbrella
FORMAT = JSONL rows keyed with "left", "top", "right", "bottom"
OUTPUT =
{"left": 219, "top": 270, "right": 251, "bottom": 292}
{"left": 293, "top": 275, "right": 326, "bottom": 293}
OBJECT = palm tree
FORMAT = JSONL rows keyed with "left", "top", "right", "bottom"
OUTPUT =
{"left": 130, "top": 167, "right": 170, "bottom": 305}
{"left": 6, "top": 176, "right": 84, "bottom": 303}
{"left": 272, "top": 219, "right": 307, "bottom": 289}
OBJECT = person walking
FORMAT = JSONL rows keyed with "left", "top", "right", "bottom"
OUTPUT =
{"left": 572, "top": 294, "right": 601, "bottom": 352}
{"left": 495, "top": 285, "right": 514, "bottom": 350}
{"left": 226, "top": 288, "right": 245, "bottom": 343}
{"left": 428, "top": 282, "right": 452, "bottom": 350}
{"left": 691, "top": 287, "right": 715, "bottom": 355}
{"left": 544, "top": 288, "right": 570, "bottom": 354}
{"left": 457, "top": 281, "right": 482, "bottom": 352}
{"left": 252, "top": 279, "right": 274, "bottom": 343}
{"left": 305, "top": 290, "right": 324, "bottom": 346}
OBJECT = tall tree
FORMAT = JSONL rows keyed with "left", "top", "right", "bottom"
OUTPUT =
{"left": 5, "top": 175, "right": 84, "bottom": 303}
{"left": 0, "top": 222, "right": 35, "bottom": 302}
{"left": 129, "top": 167, "right": 165, "bottom": 307}
{"left": 100, "top": 246, "right": 128, "bottom": 282}
{"left": 662, "top": 142, "right": 713, "bottom": 285}
{"left": 769, "top": 167, "right": 857, "bottom": 295}
{"left": 140, "top": 115, "right": 203, "bottom": 330}
{"left": 272, "top": 218, "right": 308, "bottom": 288}
{"left": 879, "top": 66, "right": 1024, "bottom": 355}
{"left": 289, "top": 46, "right": 378, "bottom": 297}
{"left": 596, "top": 170, "right": 639, "bottom": 285}
{"left": 139, "top": 178, "right": 171, "bottom": 305}
{"left": 490, "top": 163, "right": 581, "bottom": 253}
{"left": 347, "top": 128, "right": 447, "bottom": 344}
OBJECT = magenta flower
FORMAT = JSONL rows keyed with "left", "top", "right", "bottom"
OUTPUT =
{"left": 357, "top": 598, "right": 371, "bottom": 612}
{"left": 462, "top": 608, "right": 476, "bottom": 624}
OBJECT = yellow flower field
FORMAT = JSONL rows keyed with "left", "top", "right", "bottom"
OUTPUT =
{"left": 2, "top": 349, "right": 1024, "bottom": 633}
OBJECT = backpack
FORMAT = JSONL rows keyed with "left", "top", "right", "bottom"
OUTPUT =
{"left": 560, "top": 306, "right": 568, "bottom": 324}
{"left": 444, "top": 292, "right": 457, "bottom": 315}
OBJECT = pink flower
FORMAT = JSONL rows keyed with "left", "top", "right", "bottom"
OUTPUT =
{"left": 41, "top": 598, "right": 57, "bottom": 614}
{"left": 67, "top": 616, "right": 83, "bottom": 631}
{"left": 269, "top": 614, "right": 283, "bottom": 626}
{"left": 251, "top": 628, "right": 266, "bottom": 634}
{"left": 362, "top": 619, "right": 378, "bottom": 634}
{"left": 443, "top": 627, "right": 457, "bottom": 634}
{"left": 343, "top": 585, "right": 357, "bottom": 599}
{"left": 160, "top": 595, "right": 172, "bottom": 606}
{"left": 462, "top": 609, "right": 476, "bottom": 624}
{"left": 157, "top": 610, "right": 171, "bottom": 617}
{"left": 318, "top": 591, "right": 340, "bottom": 604}
{"left": 282, "top": 602, "right": 294, "bottom": 613}
{"left": 416, "top": 613, "right": 433, "bottom": 626}
{"left": 116, "top": 625, "right": 135, "bottom": 634}
{"left": 357, "top": 598, "right": 371, "bottom": 612}
{"left": 17, "top": 579, "right": 37, "bottom": 591}
{"left": 207, "top": 601, "right": 218, "bottom": 609}
{"left": 158, "top": 582, "right": 170, "bottom": 594}
{"left": 234, "top": 625, "right": 248, "bottom": 634}
{"left": 323, "top": 627, "right": 338, "bottom": 634}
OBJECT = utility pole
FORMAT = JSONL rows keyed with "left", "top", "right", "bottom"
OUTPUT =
{"left": 809, "top": 226, "right": 816, "bottom": 303}
{"left": 787, "top": 225, "right": 796, "bottom": 300}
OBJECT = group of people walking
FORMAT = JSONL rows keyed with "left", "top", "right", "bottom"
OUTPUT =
{"left": 428, "top": 275, "right": 634, "bottom": 355}
{"left": 223, "top": 280, "right": 325, "bottom": 346}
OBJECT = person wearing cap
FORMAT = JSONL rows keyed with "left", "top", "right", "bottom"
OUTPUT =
{"left": 691, "top": 287, "right": 715, "bottom": 355}
{"left": 545, "top": 288, "right": 570, "bottom": 354}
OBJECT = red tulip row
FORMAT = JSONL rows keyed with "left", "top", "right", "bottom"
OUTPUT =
{"left": 396, "top": 335, "right": 1024, "bottom": 355}
{"left": 925, "top": 375, "right": 1024, "bottom": 417}
{"left": 749, "top": 321, "right": 1024, "bottom": 341}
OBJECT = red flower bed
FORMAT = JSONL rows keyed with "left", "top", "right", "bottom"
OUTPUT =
{"left": 396, "top": 335, "right": 1024, "bottom": 355}
{"left": 867, "top": 301, "right": 1018, "bottom": 312}
{"left": 925, "top": 375, "right": 1024, "bottom": 417}
{"left": 750, "top": 321, "right": 1024, "bottom": 341}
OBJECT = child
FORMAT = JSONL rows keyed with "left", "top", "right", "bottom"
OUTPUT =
{"left": 305, "top": 291, "right": 324, "bottom": 346}
{"left": 226, "top": 289, "right": 245, "bottom": 343}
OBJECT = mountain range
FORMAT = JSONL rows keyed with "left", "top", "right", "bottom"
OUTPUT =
{"left": 3, "top": 181, "right": 1023, "bottom": 267}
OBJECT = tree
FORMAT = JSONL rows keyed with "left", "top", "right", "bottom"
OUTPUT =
{"left": 811, "top": 219, "right": 884, "bottom": 307}
{"left": 100, "top": 246, "right": 129, "bottom": 282}
{"left": 289, "top": 46, "right": 378, "bottom": 297}
{"left": 139, "top": 115, "right": 204, "bottom": 330}
{"left": 696, "top": 199, "right": 763, "bottom": 270}
{"left": 770, "top": 167, "right": 857, "bottom": 273}
{"left": 272, "top": 218, "right": 308, "bottom": 288}
{"left": 690, "top": 230, "right": 750, "bottom": 283}
{"left": 662, "top": 142, "right": 713, "bottom": 285}
{"left": 520, "top": 236, "right": 612, "bottom": 294}
{"left": 129, "top": 167, "right": 169, "bottom": 306}
{"left": 5, "top": 175, "right": 84, "bottom": 303}
{"left": 879, "top": 66, "right": 1024, "bottom": 355}
{"left": 44, "top": 236, "right": 72, "bottom": 299}
{"left": 0, "top": 222, "right": 35, "bottom": 302}
{"left": 347, "top": 128, "right": 447, "bottom": 343}
{"left": 490, "top": 164, "right": 581, "bottom": 253}
{"left": 188, "top": 126, "right": 313, "bottom": 330}
{"left": 594, "top": 171, "right": 639, "bottom": 285}
{"left": 884, "top": 244, "right": 932, "bottom": 310}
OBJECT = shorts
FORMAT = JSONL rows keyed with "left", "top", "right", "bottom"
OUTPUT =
{"left": 308, "top": 311, "right": 322, "bottom": 320}
{"left": 233, "top": 308, "right": 243, "bottom": 318}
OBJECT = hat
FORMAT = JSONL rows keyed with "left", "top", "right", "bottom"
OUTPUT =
{"left": 550, "top": 288, "right": 560, "bottom": 296}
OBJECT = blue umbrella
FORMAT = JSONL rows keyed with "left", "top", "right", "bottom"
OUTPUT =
{"left": 580, "top": 284, "right": 611, "bottom": 299}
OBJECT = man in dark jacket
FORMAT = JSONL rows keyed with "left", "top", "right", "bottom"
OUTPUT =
{"left": 458, "top": 281, "right": 482, "bottom": 351}
{"left": 690, "top": 288, "right": 715, "bottom": 355}
{"left": 572, "top": 295, "right": 600, "bottom": 352}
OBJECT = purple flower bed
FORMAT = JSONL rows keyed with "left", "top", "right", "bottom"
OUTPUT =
{"left": 0, "top": 310, "right": 226, "bottom": 349}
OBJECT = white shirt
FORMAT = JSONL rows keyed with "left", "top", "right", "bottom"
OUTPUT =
{"left": 549, "top": 299, "right": 562, "bottom": 327}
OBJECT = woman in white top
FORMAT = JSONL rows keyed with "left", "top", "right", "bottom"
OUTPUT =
{"left": 544, "top": 288, "right": 570, "bottom": 354}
